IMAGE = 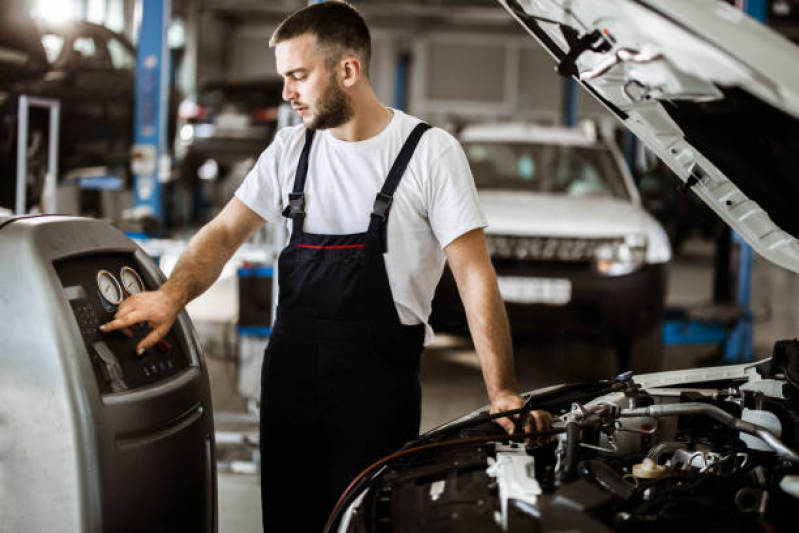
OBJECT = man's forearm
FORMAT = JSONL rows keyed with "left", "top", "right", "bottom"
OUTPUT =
{"left": 161, "top": 199, "right": 264, "bottom": 307}
{"left": 161, "top": 224, "right": 238, "bottom": 307}
{"left": 459, "top": 268, "right": 520, "bottom": 402}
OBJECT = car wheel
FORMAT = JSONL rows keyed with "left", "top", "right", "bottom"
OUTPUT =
{"left": 616, "top": 320, "right": 664, "bottom": 374}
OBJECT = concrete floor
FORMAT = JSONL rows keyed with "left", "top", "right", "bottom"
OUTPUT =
{"left": 183, "top": 237, "right": 798, "bottom": 533}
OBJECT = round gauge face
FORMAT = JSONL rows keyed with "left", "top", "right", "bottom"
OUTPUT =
{"left": 96, "top": 270, "right": 123, "bottom": 305}
{"left": 120, "top": 266, "right": 145, "bottom": 295}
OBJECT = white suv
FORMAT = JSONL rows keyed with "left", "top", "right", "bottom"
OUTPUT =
{"left": 431, "top": 122, "right": 672, "bottom": 371}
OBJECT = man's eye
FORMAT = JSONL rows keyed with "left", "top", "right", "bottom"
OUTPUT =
{"left": 293, "top": 74, "right": 305, "bottom": 81}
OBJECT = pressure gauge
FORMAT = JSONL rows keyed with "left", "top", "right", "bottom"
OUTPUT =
{"left": 96, "top": 270, "right": 123, "bottom": 306}
{"left": 120, "top": 266, "right": 145, "bottom": 295}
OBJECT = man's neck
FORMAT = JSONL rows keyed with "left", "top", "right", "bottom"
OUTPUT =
{"left": 328, "top": 93, "right": 391, "bottom": 142}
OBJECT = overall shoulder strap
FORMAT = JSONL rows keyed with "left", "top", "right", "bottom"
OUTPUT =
{"left": 368, "top": 122, "right": 432, "bottom": 249}
{"left": 281, "top": 128, "right": 315, "bottom": 236}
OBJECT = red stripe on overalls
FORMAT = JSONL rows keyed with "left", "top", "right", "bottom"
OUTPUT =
{"left": 296, "top": 244, "right": 365, "bottom": 249}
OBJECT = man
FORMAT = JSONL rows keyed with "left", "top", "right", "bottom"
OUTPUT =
{"left": 102, "top": 1, "right": 551, "bottom": 530}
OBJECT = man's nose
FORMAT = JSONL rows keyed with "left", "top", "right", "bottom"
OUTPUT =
{"left": 282, "top": 80, "right": 296, "bottom": 102}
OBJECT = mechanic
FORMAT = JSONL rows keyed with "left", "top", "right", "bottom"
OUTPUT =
{"left": 101, "top": 1, "right": 551, "bottom": 530}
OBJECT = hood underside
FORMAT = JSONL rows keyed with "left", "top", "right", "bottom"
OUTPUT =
{"left": 498, "top": 0, "right": 799, "bottom": 273}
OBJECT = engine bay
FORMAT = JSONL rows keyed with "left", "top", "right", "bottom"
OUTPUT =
{"left": 332, "top": 340, "right": 799, "bottom": 532}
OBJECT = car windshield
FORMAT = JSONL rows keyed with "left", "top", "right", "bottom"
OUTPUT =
{"left": 464, "top": 141, "right": 630, "bottom": 200}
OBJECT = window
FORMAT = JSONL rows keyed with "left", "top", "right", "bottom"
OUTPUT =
{"left": 73, "top": 37, "right": 97, "bottom": 58}
{"left": 107, "top": 38, "right": 135, "bottom": 71}
{"left": 71, "top": 36, "right": 111, "bottom": 69}
{"left": 465, "top": 142, "right": 630, "bottom": 200}
{"left": 41, "top": 33, "right": 65, "bottom": 64}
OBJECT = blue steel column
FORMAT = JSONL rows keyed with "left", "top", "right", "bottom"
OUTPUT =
{"left": 132, "top": 0, "right": 171, "bottom": 233}
{"left": 563, "top": 78, "right": 578, "bottom": 127}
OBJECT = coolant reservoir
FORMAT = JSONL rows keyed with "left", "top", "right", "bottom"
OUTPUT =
{"left": 632, "top": 458, "right": 665, "bottom": 479}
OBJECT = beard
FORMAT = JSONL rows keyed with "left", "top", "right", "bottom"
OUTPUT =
{"left": 305, "top": 74, "right": 354, "bottom": 130}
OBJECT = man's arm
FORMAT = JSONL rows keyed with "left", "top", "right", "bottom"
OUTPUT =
{"left": 445, "top": 228, "right": 552, "bottom": 434}
{"left": 101, "top": 197, "right": 266, "bottom": 354}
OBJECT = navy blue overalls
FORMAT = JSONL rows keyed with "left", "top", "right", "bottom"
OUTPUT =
{"left": 259, "top": 123, "right": 432, "bottom": 531}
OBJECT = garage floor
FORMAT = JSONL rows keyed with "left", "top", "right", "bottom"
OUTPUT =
{"left": 185, "top": 237, "right": 797, "bottom": 533}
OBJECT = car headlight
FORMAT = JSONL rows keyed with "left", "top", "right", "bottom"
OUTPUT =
{"left": 593, "top": 235, "right": 647, "bottom": 276}
{"left": 179, "top": 124, "right": 194, "bottom": 143}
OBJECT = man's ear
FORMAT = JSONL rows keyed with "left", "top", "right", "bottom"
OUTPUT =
{"left": 341, "top": 56, "right": 362, "bottom": 88}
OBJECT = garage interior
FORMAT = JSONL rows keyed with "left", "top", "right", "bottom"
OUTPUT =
{"left": 2, "top": 1, "right": 799, "bottom": 532}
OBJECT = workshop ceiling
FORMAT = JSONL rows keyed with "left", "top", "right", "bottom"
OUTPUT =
{"left": 196, "top": 1, "right": 799, "bottom": 42}
{"left": 198, "top": 0, "right": 516, "bottom": 30}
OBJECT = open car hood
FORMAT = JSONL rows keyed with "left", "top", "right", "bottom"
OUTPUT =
{"left": 498, "top": 0, "right": 799, "bottom": 273}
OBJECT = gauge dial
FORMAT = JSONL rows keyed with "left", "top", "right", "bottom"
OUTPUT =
{"left": 120, "top": 266, "right": 145, "bottom": 295}
{"left": 96, "top": 270, "right": 123, "bottom": 306}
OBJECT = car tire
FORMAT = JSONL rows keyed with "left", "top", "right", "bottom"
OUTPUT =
{"left": 616, "top": 320, "right": 664, "bottom": 374}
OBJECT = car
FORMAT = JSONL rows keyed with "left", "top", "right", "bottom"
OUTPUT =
{"left": 327, "top": 1, "right": 799, "bottom": 531}
{"left": 34, "top": 18, "right": 136, "bottom": 178}
{"left": 0, "top": 4, "right": 136, "bottom": 212}
{"left": 430, "top": 121, "right": 672, "bottom": 373}
{"left": 174, "top": 79, "right": 283, "bottom": 223}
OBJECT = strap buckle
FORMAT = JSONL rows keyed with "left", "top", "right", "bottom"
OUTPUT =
{"left": 283, "top": 192, "right": 305, "bottom": 218}
{"left": 371, "top": 193, "right": 393, "bottom": 221}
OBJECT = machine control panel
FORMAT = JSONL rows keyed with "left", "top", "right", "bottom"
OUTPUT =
{"left": 55, "top": 253, "right": 190, "bottom": 394}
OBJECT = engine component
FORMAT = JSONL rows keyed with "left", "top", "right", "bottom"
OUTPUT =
{"left": 578, "top": 460, "right": 635, "bottom": 501}
{"left": 740, "top": 408, "right": 782, "bottom": 452}
{"left": 620, "top": 402, "right": 799, "bottom": 463}
{"left": 486, "top": 442, "right": 543, "bottom": 530}
{"left": 780, "top": 474, "right": 799, "bottom": 499}
{"left": 632, "top": 458, "right": 665, "bottom": 480}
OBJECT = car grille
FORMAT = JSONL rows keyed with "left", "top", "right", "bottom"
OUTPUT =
{"left": 486, "top": 235, "right": 624, "bottom": 262}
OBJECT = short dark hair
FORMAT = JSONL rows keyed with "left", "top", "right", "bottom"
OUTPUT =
{"left": 270, "top": 1, "right": 371, "bottom": 76}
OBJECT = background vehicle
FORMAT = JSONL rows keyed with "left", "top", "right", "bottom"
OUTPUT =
{"left": 430, "top": 122, "right": 672, "bottom": 372}
{"left": 174, "top": 78, "right": 283, "bottom": 224}
{"left": 0, "top": 5, "right": 136, "bottom": 213}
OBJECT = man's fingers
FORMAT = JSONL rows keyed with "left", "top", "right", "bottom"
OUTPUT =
{"left": 496, "top": 416, "right": 516, "bottom": 435}
{"left": 529, "top": 410, "right": 554, "bottom": 433}
{"left": 100, "top": 314, "right": 138, "bottom": 332}
{"left": 136, "top": 325, "right": 169, "bottom": 355}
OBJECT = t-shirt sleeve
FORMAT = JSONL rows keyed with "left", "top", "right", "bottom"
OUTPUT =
{"left": 234, "top": 133, "right": 285, "bottom": 225}
{"left": 426, "top": 135, "right": 488, "bottom": 249}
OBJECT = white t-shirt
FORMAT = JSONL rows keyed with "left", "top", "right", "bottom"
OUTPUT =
{"left": 235, "top": 109, "right": 486, "bottom": 344}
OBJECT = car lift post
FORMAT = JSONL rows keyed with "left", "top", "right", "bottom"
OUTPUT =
{"left": 131, "top": 0, "right": 172, "bottom": 235}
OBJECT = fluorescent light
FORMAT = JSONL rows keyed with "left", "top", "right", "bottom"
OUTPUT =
{"left": 32, "top": 0, "right": 81, "bottom": 23}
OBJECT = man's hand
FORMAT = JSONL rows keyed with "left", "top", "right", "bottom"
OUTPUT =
{"left": 100, "top": 288, "right": 183, "bottom": 355}
{"left": 490, "top": 392, "right": 553, "bottom": 436}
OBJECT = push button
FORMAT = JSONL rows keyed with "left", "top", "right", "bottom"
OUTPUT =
{"left": 157, "top": 340, "right": 172, "bottom": 354}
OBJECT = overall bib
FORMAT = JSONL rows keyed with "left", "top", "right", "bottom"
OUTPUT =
{"left": 260, "top": 123, "right": 432, "bottom": 531}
